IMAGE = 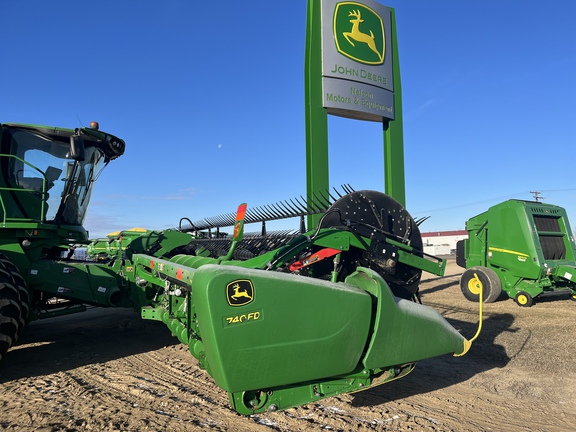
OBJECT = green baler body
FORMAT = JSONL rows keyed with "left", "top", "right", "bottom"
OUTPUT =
{"left": 462, "top": 199, "right": 576, "bottom": 299}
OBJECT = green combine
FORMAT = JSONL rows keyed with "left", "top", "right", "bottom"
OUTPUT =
{"left": 456, "top": 199, "right": 576, "bottom": 306}
{"left": 1, "top": 121, "right": 476, "bottom": 414}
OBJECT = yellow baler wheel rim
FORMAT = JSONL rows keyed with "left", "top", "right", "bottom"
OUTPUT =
{"left": 517, "top": 294, "right": 528, "bottom": 305}
{"left": 468, "top": 275, "right": 483, "bottom": 295}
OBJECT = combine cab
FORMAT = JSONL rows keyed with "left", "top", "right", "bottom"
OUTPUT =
{"left": 456, "top": 199, "right": 576, "bottom": 306}
{"left": 0, "top": 121, "right": 125, "bottom": 344}
{"left": 0, "top": 121, "right": 478, "bottom": 414}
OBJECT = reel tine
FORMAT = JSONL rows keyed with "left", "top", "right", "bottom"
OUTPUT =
{"left": 342, "top": 184, "right": 355, "bottom": 194}
{"left": 250, "top": 207, "right": 269, "bottom": 221}
{"left": 303, "top": 194, "right": 322, "bottom": 213}
{"left": 328, "top": 188, "right": 339, "bottom": 203}
{"left": 211, "top": 215, "right": 228, "bottom": 228}
{"left": 317, "top": 189, "right": 332, "bottom": 208}
{"left": 294, "top": 196, "right": 311, "bottom": 213}
{"left": 178, "top": 186, "right": 357, "bottom": 231}
{"left": 271, "top": 202, "right": 292, "bottom": 218}
{"left": 282, "top": 199, "right": 301, "bottom": 217}
{"left": 265, "top": 204, "right": 284, "bottom": 219}
{"left": 259, "top": 205, "right": 277, "bottom": 220}
{"left": 311, "top": 192, "right": 330, "bottom": 212}
{"left": 290, "top": 197, "right": 308, "bottom": 214}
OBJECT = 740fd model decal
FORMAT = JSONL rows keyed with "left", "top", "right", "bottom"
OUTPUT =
{"left": 225, "top": 311, "right": 261, "bottom": 326}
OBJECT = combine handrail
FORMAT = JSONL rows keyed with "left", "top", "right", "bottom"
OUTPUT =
{"left": 0, "top": 154, "right": 48, "bottom": 224}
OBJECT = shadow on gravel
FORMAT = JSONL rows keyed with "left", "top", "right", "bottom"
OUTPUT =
{"left": 420, "top": 277, "right": 460, "bottom": 295}
{"left": 0, "top": 307, "right": 179, "bottom": 382}
{"left": 350, "top": 312, "right": 516, "bottom": 408}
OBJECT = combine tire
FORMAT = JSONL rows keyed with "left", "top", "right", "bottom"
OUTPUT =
{"left": 515, "top": 291, "right": 533, "bottom": 307}
{"left": 0, "top": 298, "right": 21, "bottom": 361}
{"left": 0, "top": 254, "right": 29, "bottom": 327}
{"left": 0, "top": 275, "right": 22, "bottom": 361}
{"left": 0, "top": 255, "right": 28, "bottom": 361}
{"left": 460, "top": 266, "right": 501, "bottom": 303}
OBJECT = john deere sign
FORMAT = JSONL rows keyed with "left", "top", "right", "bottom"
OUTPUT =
{"left": 322, "top": 0, "right": 394, "bottom": 121}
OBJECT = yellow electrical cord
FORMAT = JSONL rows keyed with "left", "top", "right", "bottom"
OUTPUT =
{"left": 454, "top": 272, "right": 483, "bottom": 357}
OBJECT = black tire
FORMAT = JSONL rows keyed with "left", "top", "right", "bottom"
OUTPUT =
{"left": 515, "top": 291, "right": 533, "bottom": 307}
{"left": 0, "top": 254, "right": 29, "bottom": 326}
{"left": 460, "top": 266, "right": 502, "bottom": 303}
{"left": 0, "top": 299, "right": 21, "bottom": 359}
{"left": 0, "top": 287, "right": 22, "bottom": 361}
{"left": 0, "top": 255, "right": 29, "bottom": 361}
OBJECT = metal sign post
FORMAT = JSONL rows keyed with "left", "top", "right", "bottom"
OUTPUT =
{"left": 305, "top": 0, "right": 405, "bottom": 228}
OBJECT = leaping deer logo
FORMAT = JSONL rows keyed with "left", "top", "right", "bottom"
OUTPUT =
{"left": 343, "top": 10, "right": 383, "bottom": 63}
{"left": 231, "top": 283, "right": 252, "bottom": 301}
{"left": 333, "top": 3, "right": 385, "bottom": 65}
{"left": 226, "top": 280, "right": 254, "bottom": 306}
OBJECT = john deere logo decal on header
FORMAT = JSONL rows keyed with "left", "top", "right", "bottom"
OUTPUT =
{"left": 333, "top": 2, "right": 385, "bottom": 65}
{"left": 226, "top": 280, "right": 254, "bottom": 306}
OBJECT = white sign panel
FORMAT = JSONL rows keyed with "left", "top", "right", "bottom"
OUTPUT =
{"left": 321, "top": 0, "right": 394, "bottom": 121}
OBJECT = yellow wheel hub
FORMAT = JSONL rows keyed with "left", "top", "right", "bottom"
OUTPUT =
{"left": 517, "top": 294, "right": 528, "bottom": 305}
{"left": 468, "top": 276, "right": 483, "bottom": 295}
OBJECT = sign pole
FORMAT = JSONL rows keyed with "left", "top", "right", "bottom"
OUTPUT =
{"left": 305, "top": 0, "right": 406, "bottom": 227}
{"left": 383, "top": 8, "right": 406, "bottom": 206}
{"left": 305, "top": 0, "right": 329, "bottom": 229}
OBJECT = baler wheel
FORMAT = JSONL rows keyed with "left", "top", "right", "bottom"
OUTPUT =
{"left": 460, "top": 266, "right": 501, "bottom": 303}
{"left": 515, "top": 291, "right": 533, "bottom": 307}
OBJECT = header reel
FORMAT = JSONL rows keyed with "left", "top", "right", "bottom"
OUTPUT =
{"left": 175, "top": 189, "right": 438, "bottom": 301}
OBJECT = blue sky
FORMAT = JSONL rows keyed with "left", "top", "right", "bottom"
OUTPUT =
{"left": 3, "top": 0, "right": 576, "bottom": 238}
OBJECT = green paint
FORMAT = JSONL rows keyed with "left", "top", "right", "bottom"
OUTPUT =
{"left": 383, "top": 8, "right": 406, "bottom": 205}
{"left": 305, "top": 0, "right": 329, "bottom": 230}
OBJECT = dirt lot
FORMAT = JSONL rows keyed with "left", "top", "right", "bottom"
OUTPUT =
{"left": 1, "top": 259, "right": 575, "bottom": 431}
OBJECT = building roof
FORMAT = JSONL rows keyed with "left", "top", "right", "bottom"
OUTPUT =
{"left": 421, "top": 230, "right": 467, "bottom": 237}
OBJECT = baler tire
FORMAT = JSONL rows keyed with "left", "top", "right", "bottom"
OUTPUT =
{"left": 515, "top": 291, "right": 533, "bottom": 307}
{"left": 460, "top": 266, "right": 502, "bottom": 303}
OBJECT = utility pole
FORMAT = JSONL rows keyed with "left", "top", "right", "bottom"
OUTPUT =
{"left": 530, "top": 191, "right": 543, "bottom": 202}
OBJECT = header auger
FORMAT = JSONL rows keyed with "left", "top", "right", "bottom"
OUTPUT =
{"left": 1, "top": 121, "right": 476, "bottom": 414}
